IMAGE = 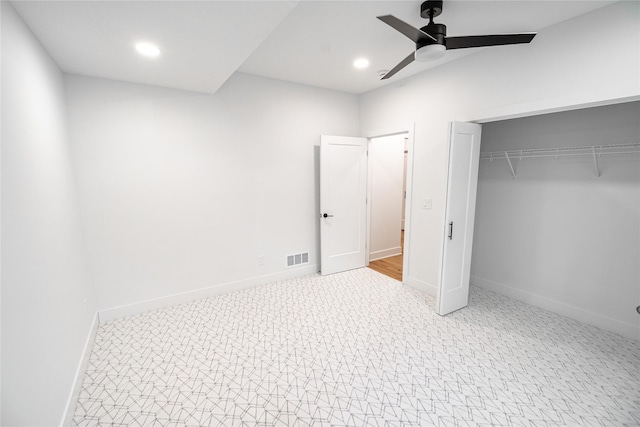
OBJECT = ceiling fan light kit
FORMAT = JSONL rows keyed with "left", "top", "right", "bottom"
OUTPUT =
{"left": 415, "top": 44, "right": 446, "bottom": 61}
{"left": 378, "top": 0, "right": 536, "bottom": 79}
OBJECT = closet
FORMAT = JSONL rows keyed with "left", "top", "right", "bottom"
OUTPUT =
{"left": 470, "top": 101, "right": 640, "bottom": 340}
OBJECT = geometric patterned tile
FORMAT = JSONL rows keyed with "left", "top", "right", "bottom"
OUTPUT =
{"left": 73, "top": 268, "right": 640, "bottom": 426}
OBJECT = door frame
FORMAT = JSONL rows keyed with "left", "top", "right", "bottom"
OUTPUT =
{"left": 365, "top": 124, "right": 416, "bottom": 283}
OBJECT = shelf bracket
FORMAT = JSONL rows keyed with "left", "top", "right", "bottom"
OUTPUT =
{"left": 592, "top": 147, "right": 600, "bottom": 177}
{"left": 504, "top": 151, "right": 516, "bottom": 178}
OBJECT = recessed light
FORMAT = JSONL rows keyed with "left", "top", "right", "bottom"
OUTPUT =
{"left": 353, "top": 58, "right": 369, "bottom": 69}
{"left": 135, "top": 41, "right": 161, "bottom": 58}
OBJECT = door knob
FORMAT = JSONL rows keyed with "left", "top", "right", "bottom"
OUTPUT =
{"left": 322, "top": 213, "right": 334, "bottom": 218}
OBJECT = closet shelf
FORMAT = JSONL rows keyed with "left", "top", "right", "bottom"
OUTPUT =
{"left": 479, "top": 143, "right": 640, "bottom": 178}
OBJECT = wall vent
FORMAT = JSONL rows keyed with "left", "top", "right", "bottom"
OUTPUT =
{"left": 287, "top": 252, "right": 309, "bottom": 267}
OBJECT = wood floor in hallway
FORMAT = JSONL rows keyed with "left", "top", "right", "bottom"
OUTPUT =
{"left": 368, "top": 231, "right": 404, "bottom": 281}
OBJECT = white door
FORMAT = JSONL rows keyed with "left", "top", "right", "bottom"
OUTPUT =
{"left": 437, "top": 122, "right": 482, "bottom": 315}
{"left": 320, "top": 135, "right": 368, "bottom": 275}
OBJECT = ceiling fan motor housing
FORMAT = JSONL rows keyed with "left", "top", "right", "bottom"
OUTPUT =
{"left": 420, "top": 22, "right": 447, "bottom": 48}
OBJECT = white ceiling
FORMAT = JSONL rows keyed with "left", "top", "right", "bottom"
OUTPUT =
{"left": 11, "top": 0, "right": 615, "bottom": 95}
{"left": 10, "top": 1, "right": 298, "bottom": 94}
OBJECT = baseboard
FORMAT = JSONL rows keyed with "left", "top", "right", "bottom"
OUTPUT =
{"left": 471, "top": 275, "right": 640, "bottom": 341}
{"left": 404, "top": 275, "right": 437, "bottom": 297}
{"left": 61, "top": 312, "right": 99, "bottom": 427}
{"left": 98, "top": 264, "right": 320, "bottom": 322}
{"left": 369, "top": 247, "right": 402, "bottom": 262}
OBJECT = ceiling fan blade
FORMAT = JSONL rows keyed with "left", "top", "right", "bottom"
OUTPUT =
{"left": 377, "top": 15, "right": 436, "bottom": 44}
{"left": 381, "top": 52, "right": 415, "bottom": 80}
{"left": 446, "top": 33, "right": 536, "bottom": 50}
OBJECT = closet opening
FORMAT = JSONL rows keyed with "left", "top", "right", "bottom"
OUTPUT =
{"left": 469, "top": 100, "right": 640, "bottom": 340}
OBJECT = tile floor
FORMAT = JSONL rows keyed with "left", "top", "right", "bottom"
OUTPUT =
{"left": 73, "top": 268, "right": 640, "bottom": 426}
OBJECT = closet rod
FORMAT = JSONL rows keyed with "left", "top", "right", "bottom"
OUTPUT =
{"left": 480, "top": 143, "right": 640, "bottom": 178}
{"left": 480, "top": 142, "right": 640, "bottom": 160}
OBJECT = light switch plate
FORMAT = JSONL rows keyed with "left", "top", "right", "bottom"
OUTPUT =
{"left": 423, "top": 198, "right": 432, "bottom": 209}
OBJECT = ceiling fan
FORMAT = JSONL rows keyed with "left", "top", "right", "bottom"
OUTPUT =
{"left": 377, "top": 0, "right": 536, "bottom": 79}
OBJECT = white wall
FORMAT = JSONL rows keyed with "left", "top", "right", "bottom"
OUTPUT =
{"left": 359, "top": 1, "right": 640, "bottom": 297}
{"left": 1, "top": 3, "right": 98, "bottom": 426}
{"left": 472, "top": 102, "right": 640, "bottom": 340}
{"left": 64, "top": 73, "right": 360, "bottom": 317}
{"left": 369, "top": 134, "right": 405, "bottom": 260}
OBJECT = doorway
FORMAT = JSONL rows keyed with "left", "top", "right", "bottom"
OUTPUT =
{"left": 367, "top": 132, "right": 411, "bottom": 282}
{"left": 319, "top": 125, "right": 415, "bottom": 280}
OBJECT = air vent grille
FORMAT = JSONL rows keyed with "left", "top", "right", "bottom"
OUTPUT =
{"left": 287, "top": 252, "right": 309, "bottom": 267}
